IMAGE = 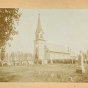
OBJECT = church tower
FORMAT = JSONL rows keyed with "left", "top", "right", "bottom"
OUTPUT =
{"left": 34, "top": 14, "right": 46, "bottom": 60}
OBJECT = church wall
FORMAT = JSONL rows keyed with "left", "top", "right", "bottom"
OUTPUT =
{"left": 50, "top": 52, "right": 55, "bottom": 59}
{"left": 45, "top": 51, "right": 50, "bottom": 60}
{"left": 38, "top": 41, "right": 45, "bottom": 60}
{"left": 50, "top": 51, "right": 70, "bottom": 60}
{"left": 45, "top": 46, "right": 50, "bottom": 59}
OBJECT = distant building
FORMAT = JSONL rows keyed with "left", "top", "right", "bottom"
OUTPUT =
{"left": 34, "top": 14, "right": 70, "bottom": 60}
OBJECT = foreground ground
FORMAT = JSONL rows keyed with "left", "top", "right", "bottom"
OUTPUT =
{"left": 0, "top": 63, "right": 88, "bottom": 82}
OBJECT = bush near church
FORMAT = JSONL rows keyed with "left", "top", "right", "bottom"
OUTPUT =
{"left": 47, "top": 59, "right": 51, "bottom": 63}
{"left": 37, "top": 60, "right": 42, "bottom": 64}
{"left": 33, "top": 58, "right": 76, "bottom": 64}
{"left": 51, "top": 58, "right": 76, "bottom": 64}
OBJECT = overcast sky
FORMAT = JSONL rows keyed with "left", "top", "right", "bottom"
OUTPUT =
{"left": 6, "top": 9, "right": 88, "bottom": 54}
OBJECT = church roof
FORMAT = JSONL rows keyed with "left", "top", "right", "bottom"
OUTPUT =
{"left": 45, "top": 43, "right": 70, "bottom": 53}
{"left": 36, "top": 14, "right": 44, "bottom": 34}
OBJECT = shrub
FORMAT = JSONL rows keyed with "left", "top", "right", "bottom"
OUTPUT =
{"left": 87, "top": 60, "right": 88, "bottom": 64}
{"left": 47, "top": 59, "right": 51, "bottom": 63}
{"left": 56, "top": 59, "right": 60, "bottom": 63}
{"left": 38, "top": 60, "right": 42, "bottom": 64}
{"left": 0, "top": 62, "right": 2, "bottom": 66}
{"left": 73, "top": 59, "right": 76, "bottom": 64}
{"left": 52, "top": 59, "right": 64, "bottom": 64}
{"left": 63, "top": 59, "right": 73, "bottom": 64}
{"left": 4, "top": 63, "right": 8, "bottom": 66}
{"left": 46, "top": 59, "right": 76, "bottom": 64}
{"left": 52, "top": 59, "right": 57, "bottom": 63}
{"left": 34, "top": 59, "right": 38, "bottom": 64}
{"left": 64, "top": 59, "right": 67, "bottom": 64}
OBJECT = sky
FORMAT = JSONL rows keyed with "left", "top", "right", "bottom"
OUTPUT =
{"left": 6, "top": 9, "right": 88, "bottom": 54}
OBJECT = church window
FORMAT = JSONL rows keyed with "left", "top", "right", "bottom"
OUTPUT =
{"left": 40, "top": 34, "right": 43, "bottom": 38}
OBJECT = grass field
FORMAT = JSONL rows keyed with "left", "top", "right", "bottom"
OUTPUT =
{"left": 0, "top": 63, "right": 88, "bottom": 82}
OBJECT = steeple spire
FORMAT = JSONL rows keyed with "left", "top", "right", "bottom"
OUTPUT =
{"left": 36, "top": 14, "right": 44, "bottom": 34}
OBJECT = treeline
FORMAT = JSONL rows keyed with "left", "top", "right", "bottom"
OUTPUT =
{"left": 3, "top": 51, "right": 34, "bottom": 62}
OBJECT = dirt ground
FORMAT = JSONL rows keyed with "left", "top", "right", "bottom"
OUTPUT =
{"left": 0, "top": 63, "right": 88, "bottom": 82}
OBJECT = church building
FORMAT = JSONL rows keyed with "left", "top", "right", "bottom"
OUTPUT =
{"left": 34, "top": 14, "right": 70, "bottom": 61}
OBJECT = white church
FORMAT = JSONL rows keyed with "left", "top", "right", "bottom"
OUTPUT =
{"left": 34, "top": 14, "right": 74, "bottom": 61}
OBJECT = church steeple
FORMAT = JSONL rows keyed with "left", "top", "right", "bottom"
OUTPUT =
{"left": 34, "top": 14, "right": 46, "bottom": 61}
{"left": 35, "top": 14, "right": 44, "bottom": 40}
{"left": 36, "top": 14, "right": 44, "bottom": 34}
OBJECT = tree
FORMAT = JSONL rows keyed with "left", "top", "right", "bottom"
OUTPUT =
{"left": 0, "top": 8, "right": 21, "bottom": 66}
{"left": 0, "top": 8, "right": 21, "bottom": 47}
{"left": 86, "top": 49, "right": 88, "bottom": 57}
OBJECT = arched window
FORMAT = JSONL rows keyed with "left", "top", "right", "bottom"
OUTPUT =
{"left": 40, "top": 34, "right": 43, "bottom": 38}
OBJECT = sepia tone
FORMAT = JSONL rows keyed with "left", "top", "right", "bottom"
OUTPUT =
{"left": 0, "top": 9, "right": 88, "bottom": 83}
{"left": 0, "top": 0, "right": 88, "bottom": 88}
